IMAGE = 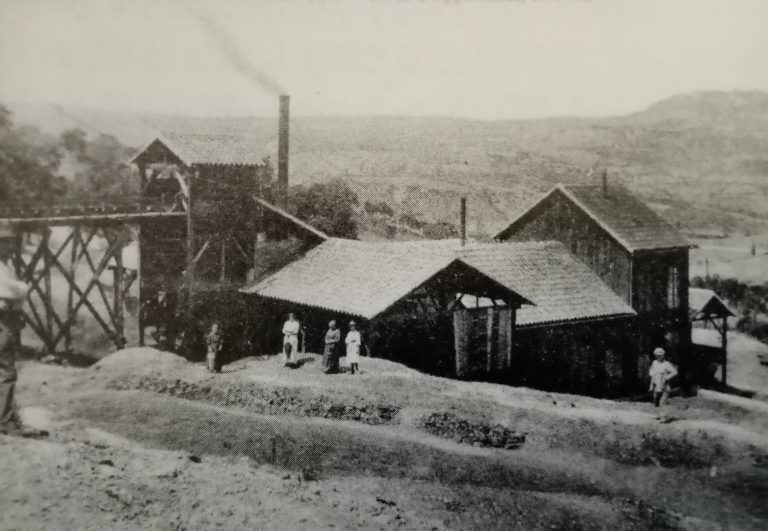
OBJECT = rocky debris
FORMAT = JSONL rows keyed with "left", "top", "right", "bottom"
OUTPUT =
{"left": 109, "top": 376, "right": 401, "bottom": 425}
{"left": 421, "top": 412, "right": 526, "bottom": 450}
{"left": 607, "top": 431, "right": 727, "bottom": 468}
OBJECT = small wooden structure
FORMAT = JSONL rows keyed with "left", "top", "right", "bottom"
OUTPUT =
{"left": 689, "top": 287, "right": 734, "bottom": 385}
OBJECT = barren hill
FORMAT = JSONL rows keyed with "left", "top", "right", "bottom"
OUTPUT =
{"left": 8, "top": 90, "right": 768, "bottom": 237}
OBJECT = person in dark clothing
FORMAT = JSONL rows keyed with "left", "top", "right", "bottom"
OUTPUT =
{"left": 0, "top": 278, "right": 47, "bottom": 438}
{"left": 205, "top": 322, "right": 224, "bottom": 373}
{"left": 322, "top": 320, "right": 341, "bottom": 374}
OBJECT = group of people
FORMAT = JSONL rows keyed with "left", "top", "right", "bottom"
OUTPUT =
{"left": 282, "top": 313, "right": 362, "bottom": 374}
{"left": 203, "top": 313, "right": 364, "bottom": 375}
{"left": 320, "top": 318, "right": 361, "bottom": 374}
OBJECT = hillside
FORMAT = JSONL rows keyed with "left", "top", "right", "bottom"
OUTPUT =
{"left": 5, "top": 349, "right": 768, "bottom": 529}
{"left": 8, "top": 91, "right": 768, "bottom": 238}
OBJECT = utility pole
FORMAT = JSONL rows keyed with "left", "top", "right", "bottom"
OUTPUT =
{"left": 184, "top": 170, "right": 196, "bottom": 349}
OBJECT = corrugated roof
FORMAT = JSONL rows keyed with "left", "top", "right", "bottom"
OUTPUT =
{"left": 241, "top": 239, "right": 524, "bottom": 320}
{"left": 689, "top": 288, "right": 734, "bottom": 318}
{"left": 455, "top": 241, "right": 636, "bottom": 327}
{"left": 496, "top": 184, "right": 691, "bottom": 253}
{"left": 132, "top": 133, "right": 269, "bottom": 166}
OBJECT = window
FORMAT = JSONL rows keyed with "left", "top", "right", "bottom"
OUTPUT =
{"left": 667, "top": 266, "right": 679, "bottom": 309}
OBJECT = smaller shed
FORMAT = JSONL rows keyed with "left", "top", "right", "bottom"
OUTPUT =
{"left": 689, "top": 287, "right": 735, "bottom": 386}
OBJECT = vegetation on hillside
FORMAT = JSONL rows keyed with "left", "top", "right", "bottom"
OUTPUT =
{"left": 9, "top": 91, "right": 768, "bottom": 238}
{"left": 287, "top": 179, "right": 359, "bottom": 239}
{"left": 0, "top": 104, "right": 136, "bottom": 204}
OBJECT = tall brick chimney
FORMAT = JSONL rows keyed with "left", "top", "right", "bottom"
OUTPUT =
{"left": 277, "top": 95, "right": 290, "bottom": 198}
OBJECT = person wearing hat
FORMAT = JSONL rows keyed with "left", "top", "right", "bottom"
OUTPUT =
{"left": 0, "top": 262, "right": 47, "bottom": 437}
{"left": 649, "top": 347, "right": 677, "bottom": 407}
{"left": 344, "top": 321, "right": 362, "bottom": 375}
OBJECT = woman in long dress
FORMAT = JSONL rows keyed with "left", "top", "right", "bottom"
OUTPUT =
{"left": 345, "top": 321, "right": 361, "bottom": 375}
{"left": 322, "top": 320, "right": 341, "bottom": 374}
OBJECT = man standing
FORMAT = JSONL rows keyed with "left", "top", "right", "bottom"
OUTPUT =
{"left": 649, "top": 347, "right": 678, "bottom": 407}
{"left": 0, "top": 262, "right": 46, "bottom": 437}
{"left": 282, "top": 312, "right": 300, "bottom": 366}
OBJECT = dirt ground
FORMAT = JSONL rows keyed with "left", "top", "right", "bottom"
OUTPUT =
{"left": 2, "top": 349, "right": 768, "bottom": 530}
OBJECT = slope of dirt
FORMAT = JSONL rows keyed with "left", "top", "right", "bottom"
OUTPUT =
{"left": 4, "top": 350, "right": 768, "bottom": 529}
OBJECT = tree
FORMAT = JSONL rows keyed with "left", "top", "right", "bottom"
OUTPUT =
{"left": 60, "top": 128, "right": 137, "bottom": 197}
{"left": 287, "top": 179, "right": 359, "bottom": 238}
{"left": 423, "top": 221, "right": 459, "bottom": 239}
{"left": 0, "top": 104, "right": 68, "bottom": 203}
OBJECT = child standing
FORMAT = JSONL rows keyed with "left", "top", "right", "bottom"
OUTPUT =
{"left": 345, "top": 321, "right": 361, "bottom": 375}
{"left": 649, "top": 347, "right": 677, "bottom": 407}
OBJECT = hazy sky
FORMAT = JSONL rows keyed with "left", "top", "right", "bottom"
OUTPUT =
{"left": 0, "top": 0, "right": 766, "bottom": 119}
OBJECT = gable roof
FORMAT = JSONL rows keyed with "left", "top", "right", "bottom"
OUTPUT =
{"left": 240, "top": 238, "right": 528, "bottom": 320}
{"left": 496, "top": 183, "right": 691, "bottom": 253}
{"left": 131, "top": 133, "right": 269, "bottom": 167}
{"left": 689, "top": 288, "right": 734, "bottom": 319}
{"left": 242, "top": 238, "right": 635, "bottom": 327}
{"left": 456, "top": 241, "right": 636, "bottom": 327}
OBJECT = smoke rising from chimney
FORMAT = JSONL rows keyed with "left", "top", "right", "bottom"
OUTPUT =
{"left": 184, "top": 5, "right": 286, "bottom": 95}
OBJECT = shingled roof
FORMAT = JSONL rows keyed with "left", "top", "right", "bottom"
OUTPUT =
{"left": 241, "top": 239, "right": 528, "bottom": 320}
{"left": 242, "top": 238, "right": 635, "bottom": 327}
{"left": 132, "top": 133, "right": 269, "bottom": 167}
{"left": 496, "top": 184, "right": 691, "bottom": 253}
{"left": 689, "top": 288, "right": 734, "bottom": 319}
{"left": 456, "top": 241, "right": 636, "bottom": 327}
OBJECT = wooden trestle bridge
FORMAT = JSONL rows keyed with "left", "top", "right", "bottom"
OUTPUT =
{"left": 0, "top": 196, "right": 187, "bottom": 353}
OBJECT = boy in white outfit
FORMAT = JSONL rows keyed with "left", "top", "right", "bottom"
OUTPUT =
{"left": 649, "top": 347, "right": 677, "bottom": 407}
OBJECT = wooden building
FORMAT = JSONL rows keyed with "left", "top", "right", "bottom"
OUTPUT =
{"left": 129, "top": 125, "right": 328, "bottom": 352}
{"left": 242, "top": 238, "right": 638, "bottom": 396}
{"left": 241, "top": 238, "right": 531, "bottom": 376}
{"left": 495, "top": 182, "right": 693, "bottom": 384}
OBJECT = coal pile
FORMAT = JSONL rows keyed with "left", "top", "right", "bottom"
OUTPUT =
{"left": 422, "top": 412, "right": 526, "bottom": 450}
{"left": 109, "top": 377, "right": 400, "bottom": 425}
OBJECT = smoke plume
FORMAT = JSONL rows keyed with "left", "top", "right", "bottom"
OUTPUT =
{"left": 184, "top": 4, "right": 286, "bottom": 95}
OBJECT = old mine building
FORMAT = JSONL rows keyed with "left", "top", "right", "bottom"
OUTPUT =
{"left": 1, "top": 92, "right": 695, "bottom": 397}
{"left": 495, "top": 180, "right": 693, "bottom": 388}
{"left": 241, "top": 177, "right": 692, "bottom": 397}
{"left": 243, "top": 238, "right": 639, "bottom": 396}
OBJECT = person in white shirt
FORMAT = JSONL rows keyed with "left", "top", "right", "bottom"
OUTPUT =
{"left": 345, "top": 321, "right": 362, "bottom": 375}
{"left": 282, "top": 313, "right": 300, "bottom": 365}
{"left": 649, "top": 347, "right": 677, "bottom": 407}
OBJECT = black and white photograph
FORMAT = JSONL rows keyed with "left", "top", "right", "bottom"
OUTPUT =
{"left": 1, "top": 0, "right": 767, "bottom": 529}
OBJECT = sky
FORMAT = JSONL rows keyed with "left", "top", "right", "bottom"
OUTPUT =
{"left": 0, "top": 0, "right": 766, "bottom": 119}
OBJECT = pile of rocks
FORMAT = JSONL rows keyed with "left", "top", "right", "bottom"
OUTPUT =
{"left": 109, "top": 377, "right": 400, "bottom": 425}
{"left": 421, "top": 412, "right": 526, "bottom": 450}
